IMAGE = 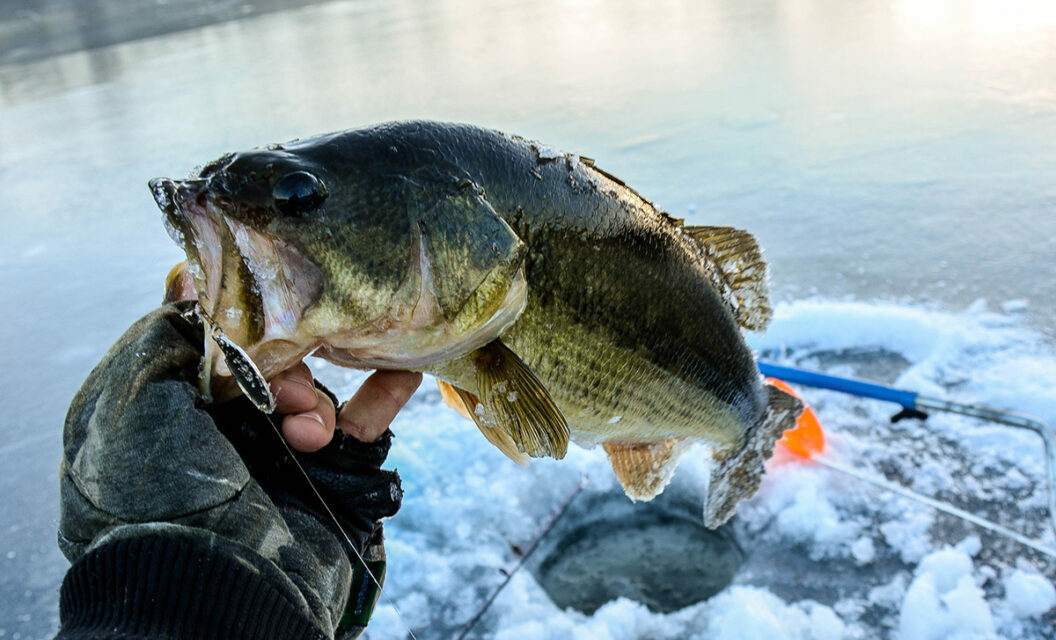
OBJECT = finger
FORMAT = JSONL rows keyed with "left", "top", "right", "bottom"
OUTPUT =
{"left": 270, "top": 363, "right": 319, "bottom": 415}
{"left": 163, "top": 261, "right": 198, "bottom": 304}
{"left": 338, "top": 370, "right": 423, "bottom": 442}
{"left": 282, "top": 387, "right": 337, "bottom": 452}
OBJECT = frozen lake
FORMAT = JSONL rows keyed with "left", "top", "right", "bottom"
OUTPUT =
{"left": 1, "top": 0, "right": 1054, "bottom": 637}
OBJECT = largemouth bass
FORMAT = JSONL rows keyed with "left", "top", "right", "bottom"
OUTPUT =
{"left": 150, "top": 121, "right": 800, "bottom": 527}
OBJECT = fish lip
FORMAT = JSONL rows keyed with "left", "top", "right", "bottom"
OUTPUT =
{"left": 148, "top": 177, "right": 177, "bottom": 215}
{"left": 150, "top": 177, "right": 222, "bottom": 313}
{"left": 150, "top": 178, "right": 212, "bottom": 239}
{"left": 149, "top": 177, "right": 207, "bottom": 216}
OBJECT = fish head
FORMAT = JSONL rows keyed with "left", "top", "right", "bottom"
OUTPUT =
{"left": 150, "top": 133, "right": 527, "bottom": 384}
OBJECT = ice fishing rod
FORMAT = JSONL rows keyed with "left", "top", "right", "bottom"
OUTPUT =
{"left": 450, "top": 475, "right": 589, "bottom": 640}
{"left": 758, "top": 360, "right": 1056, "bottom": 539}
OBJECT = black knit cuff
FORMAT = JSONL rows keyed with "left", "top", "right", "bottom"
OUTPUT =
{"left": 57, "top": 535, "right": 326, "bottom": 640}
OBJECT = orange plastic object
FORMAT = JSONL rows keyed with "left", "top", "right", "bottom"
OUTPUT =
{"left": 768, "top": 378, "right": 825, "bottom": 459}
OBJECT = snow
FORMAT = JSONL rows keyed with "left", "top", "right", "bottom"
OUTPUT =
{"left": 1004, "top": 570, "right": 1056, "bottom": 618}
{"left": 899, "top": 542, "right": 996, "bottom": 640}
{"left": 851, "top": 537, "right": 876, "bottom": 565}
{"left": 708, "top": 588, "right": 845, "bottom": 640}
{"left": 306, "top": 299, "right": 1056, "bottom": 638}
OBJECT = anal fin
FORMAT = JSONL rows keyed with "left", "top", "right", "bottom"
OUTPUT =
{"left": 474, "top": 339, "right": 569, "bottom": 460}
{"left": 437, "top": 379, "right": 530, "bottom": 467}
{"left": 704, "top": 383, "right": 803, "bottom": 528}
{"left": 604, "top": 439, "right": 691, "bottom": 501}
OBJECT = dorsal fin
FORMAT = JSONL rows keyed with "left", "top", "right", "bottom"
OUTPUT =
{"left": 684, "top": 226, "right": 772, "bottom": 332}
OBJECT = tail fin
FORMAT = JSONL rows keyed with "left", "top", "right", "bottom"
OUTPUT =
{"left": 703, "top": 383, "right": 803, "bottom": 528}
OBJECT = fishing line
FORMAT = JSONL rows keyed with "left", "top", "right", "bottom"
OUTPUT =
{"left": 261, "top": 412, "right": 419, "bottom": 640}
{"left": 815, "top": 456, "right": 1056, "bottom": 559}
{"left": 201, "top": 309, "right": 418, "bottom": 639}
{"left": 454, "top": 474, "right": 589, "bottom": 640}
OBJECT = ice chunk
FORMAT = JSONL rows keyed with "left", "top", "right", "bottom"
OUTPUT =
{"left": 880, "top": 508, "right": 934, "bottom": 563}
{"left": 1004, "top": 569, "right": 1056, "bottom": 618}
{"left": 898, "top": 544, "right": 995, "bottom": 640}
{"left": 807, "top": 604, "right": 846, "bottom": 640}
{"left": 851, "top": 537, "right": 875, "bottom": 565}
{"left": 768, "top": 471, "right": 859, "bottom": 557}
{"left": 915, "top": 546, "right": 974, "bottom": 593}
{"left": 1001, "top": 299, "right": 1028, "bottom": 313}
{"left": 533, "top": 144, "right": 563, "bottom": 162}
{"left": 709, "top": 587, "right": 844, "bottom": 640}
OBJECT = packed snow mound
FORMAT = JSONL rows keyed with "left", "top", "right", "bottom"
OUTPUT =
{"left": 1004, "top": 569, "right": 1056, "bottom": 618}
{"left": 898, "top": 539, "right": 996, "bottom": 640}
{"left": 311, "top": 300, "right": 1056, "bottom": 639}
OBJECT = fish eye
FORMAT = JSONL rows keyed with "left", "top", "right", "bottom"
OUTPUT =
{"left": 273, "top": 171, "right": 327, "bottom": 216}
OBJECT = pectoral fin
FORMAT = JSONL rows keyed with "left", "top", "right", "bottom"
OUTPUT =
{"left": 473, "top": 339, "right": 569, "bottom": 460}
{"left": 437, "top": 380, "right": 530, "bottom": 467}
{"left": 704, "top": 383, "right": 802, "bottom": 528}
{"left": 604, "top": 438, "right": 691, "bottom": 501}
{"left": 437, "top": 379, "right": 473, "bottom": 420}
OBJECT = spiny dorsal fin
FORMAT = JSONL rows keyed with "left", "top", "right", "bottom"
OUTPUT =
{"left": 604, "top": 438, "right": 691, "bottom": 501}
{"left": 703, "top": 383, "right": 802, "bottom": 528}
{"left": 437, "top": 380, "right": 530, "bottom": 467}
{"left": 474, "top": 339, "right": 569, "bottom": 460}
{"left": 684, "top": 226, "right": 772, "bottom": 332}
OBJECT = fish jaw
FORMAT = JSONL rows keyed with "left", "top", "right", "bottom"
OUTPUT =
{"left": 151, "top": 177, "right": 325, "bottom": 382}
{"left": 152, "top": 178, "right": 222, "bottom": 314}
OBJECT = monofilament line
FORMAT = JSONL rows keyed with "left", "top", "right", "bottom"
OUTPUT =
{"left": 818, "top": 457, "right": 1056, "bottom": 559}
{"left": 202, "top": 309, "right": 417, "bottom": 639}
{"left": 263, "top": 412, "right": 420, "bottom": 640}
{"left": 454, "top": 474, "right": 589, "bottom": 640}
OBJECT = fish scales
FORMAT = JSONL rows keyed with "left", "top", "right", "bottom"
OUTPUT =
{"left": 152, "top": 121, "right": 800, "bottom": 526}
{"left": 420, "top": 125, "right": 761, "bottom": 439}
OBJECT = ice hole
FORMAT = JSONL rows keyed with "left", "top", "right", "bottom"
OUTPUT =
{"left": 530, "top": 488, "right": 743, "bottom": 614}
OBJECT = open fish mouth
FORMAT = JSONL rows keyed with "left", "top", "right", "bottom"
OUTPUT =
{"left": 150, "top": 177, "right": 323, "bottom": 358}
{"left": 150, "top": 178, "right": 224, "bottom": 315}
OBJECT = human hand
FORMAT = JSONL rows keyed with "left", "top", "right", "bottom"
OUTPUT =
{"left": 58, "top": 303, "right": 417, "bottom": 639}
{"left": 269, "top": 364, "right": 422, "bottom": 452}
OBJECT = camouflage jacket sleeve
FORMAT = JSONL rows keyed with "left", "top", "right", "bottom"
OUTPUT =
{"left": 56, "top": 303, "right": 401, "bottom": 640}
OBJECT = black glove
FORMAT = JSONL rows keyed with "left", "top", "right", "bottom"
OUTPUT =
{"left": 58, "top": 303, "right": 402, "bottom": 639}
{"left": 211, "top": 392, "right": 402, "bottom": 555}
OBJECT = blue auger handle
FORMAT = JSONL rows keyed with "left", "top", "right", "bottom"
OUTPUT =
{"left": 757, "top": 361, "right": 918, "bottom": 409}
